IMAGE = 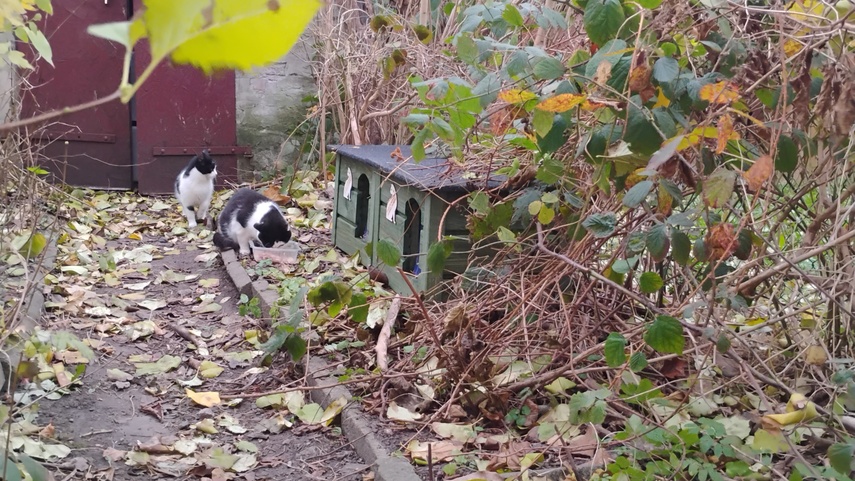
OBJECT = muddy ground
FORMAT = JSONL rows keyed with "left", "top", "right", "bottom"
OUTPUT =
{"left": 34, "top": 237, "right": 371, "bottom": 481}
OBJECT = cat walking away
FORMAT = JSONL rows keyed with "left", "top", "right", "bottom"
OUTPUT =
{"left": 213, "top": 188, "right": 291, "bottom": 255}
{"left": 175, "top": 150, "right": 216, "bottom": 228}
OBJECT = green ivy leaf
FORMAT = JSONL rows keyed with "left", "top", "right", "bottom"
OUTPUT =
{"left": 532, "top": 56, "right": 566, "bottom": 80}
{"left": 734, "top": 228, "right": 753, "bottom": 260}
{"left": 532, "top": 108, "right": 555, "bottom": 137}
{"left": 646, "top": 224, "right": 669, "bottom": 262}
{"left": 629, "top": 352, "right": 648, "bottom": 372}
{"left": 284, "top": 334, "right": 307, "bottom": 361}
{"left": 376, "top": 239, "right": 401, "bottom": 266}
{"left": 582, "top": 213, "right": 617, "bottom": 238}
{"left": 536, "top": 155, "right": 564, "bottom": 184}
{"left": 456, "top": 34, "right": 478, "bottom": 64}
{"left": 604, "top": 332, "right": 627, "bottom": 367}
{"left": 411, "top": 127, "right": 430, "bottom": 162}
{"left": 639, "top": 271, "right": 664, "bottom": 293}
{"left": 2, "top": 457, "right": 21, "bottom": 481}
{"left": 502, "top": 4, "right": 525, "bottom": 27}
{"left": 693, "top": 238, "right": 709, "bottom": 262}
{"left": 637, "top": 0, "right": 663, "bottom": 8}
{"left": 671, "top": 229, "right": 691, "bottom": 266}
{"left": 652, "top": 57, "right": 679, "bottom": 83}
{"left": 703, "top": 168, "right": 736, "bottom": 208}
{"left": 716, "top": 333, "right": 731, "bottom": 353}
{"left": 469, "top": 191, "right": 491, "bottom": 214}
{"left": 644, "top": 315, "right": 685, "bottom": 355}
{"left": 583, "top": 0, "right": 625, "bottom": 47}
{"left": 623, "top": 180, "right": 653, "bottom": 208}
{"left": 537, "top": 115, "right": 567, "bottom": 153}
{"left": 348, "top": 292, "right": 369, "bottom": 324}
{"left": 23, "top": 24, "right": 53, "bottom": 66}
{"left": 19, "top": 454, "right": 49, "bottom": 481}
{"left": 538, "top": 205, "right": 556, "bottom": 224}
{"left": 427, "top": 240, "right": 453, "bottom": 274}
{"left": 828, "top": 442, "right": 855, "bottom": 474}
{"left": 18, "top": 232, "right": 46, "bottom": 259}
{"left": 775, "top": 135, "right": 798, "bottom": 173}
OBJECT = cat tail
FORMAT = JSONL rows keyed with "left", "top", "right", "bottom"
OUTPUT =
{"left": 213, "top": 232, "right": 240, "bottom": 252}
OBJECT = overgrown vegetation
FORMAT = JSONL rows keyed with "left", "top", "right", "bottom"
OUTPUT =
{"left": 312, "top": 0, "right": 855, "bottom": 478}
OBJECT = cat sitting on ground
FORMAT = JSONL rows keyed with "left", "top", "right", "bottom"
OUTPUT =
{"left": 175, "top": 150, "right": 217, "bottom": 228}
{"left": 212, "top": 188, "right": 291, "bottom": 256}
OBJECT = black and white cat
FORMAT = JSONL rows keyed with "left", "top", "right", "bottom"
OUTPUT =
{"left": 175, "top": 150, "right": 216, "bottom": 228}
{"left": 212, "top": 188, "right": 292, "bottom": 255}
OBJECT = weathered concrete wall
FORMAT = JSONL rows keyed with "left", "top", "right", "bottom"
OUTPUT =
{"left": 235, "top": 34, "right": 316, "bottom": 180}
{"left": 0, "top": 32, "right": 16, "bottom": 122}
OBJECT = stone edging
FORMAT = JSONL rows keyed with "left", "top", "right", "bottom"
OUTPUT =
{"left": 1, "top": 239, "right": 58, "bottom": 393}
{"left": 219, "top": 250, "right": 421, "bottom": 481}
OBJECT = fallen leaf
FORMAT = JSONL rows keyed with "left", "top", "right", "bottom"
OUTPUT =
{"left": 195, "top": 252, "right": 219, "bottom": 263}
{"left": 199, "top": 361, "right": 224, "bottom": 378}
{"left": 295, "top": 403, "right": 324, "bottom": 424}
{"left": 199, "top": 278, "right": 220, "bottom": 288}
{"left": 186, "top": 389, "right": 222, "bottom": 408}
{"left": 263, "top": 185, "right": 292, "bottom": 205}
{"left": 192, "top": 418, "right": 218, "bottom": 434}
{"left": 431, "top": 422, "right": 477, "bottom": 443}
{"left": 387, "top": 401, "right": 423, "bottom": 422}
{"left": 134, "top": 355, "right": 181, "bottom": 376}
{"left": 406, "top": 439, "right": 462, "bottom": 462}
{"left": 123, "top": 281, "right": 152, "bottom": 291}
{"left": 138, "top": 299, "right": 168, "bottom": 311}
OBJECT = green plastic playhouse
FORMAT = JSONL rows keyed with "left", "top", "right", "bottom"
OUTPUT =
{"left": 330, "top": 145, "right": 500, "bottom": 295}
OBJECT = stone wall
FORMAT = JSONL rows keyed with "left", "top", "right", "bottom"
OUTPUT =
{"left": 235, "top": 35, "right": 316, "bottom": 180}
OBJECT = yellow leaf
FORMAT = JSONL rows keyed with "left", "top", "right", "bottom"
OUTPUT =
{"left": 783, "top": 39, "right": 804, "bottom": 58}
{"left": 199, "top": 361, "right": 224, "bottom": 378}
{"left": 128, "top": 232, "right": 142, "bottom": 241}
{"left": 535, "top": 93, "right": 588, "bottom": 113}
{"left": 186, "top": 389, "right": 221, "bottom": 407}
{"left": 787, "top": 0, "right": 824, "bottom": 22}
{"left": 140, "top": 0, "right": 322, "bottom": 73}
{"left": 652, "top": 87, "right": 671, "bottom": 109}
{"left": 699, "top": 81, "right": 740, "bottom": 104}
{"left": 761, "top": 393, "right": 819, "bottom": 427}
{"left": 677, "top": 127, "right": 718, "bottom": 150}
{"left": 805, "top": 345, "right": 827, "bottom": 365}
{"left": 497, "top": 89, "right": 538, "bottom": 104}
{"left": 319, "top": 397, "right": 348, "bottom": 426}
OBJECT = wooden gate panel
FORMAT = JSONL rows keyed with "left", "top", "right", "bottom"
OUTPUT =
{"left": 19, "top": 0, "right": 133, "bottom": 189}
{"left": 132, "top": 2, "right": 244, "bottom": 195}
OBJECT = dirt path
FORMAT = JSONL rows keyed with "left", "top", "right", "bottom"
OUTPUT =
{"left": 35, "top": 233, "right": 369, "bottom": 480}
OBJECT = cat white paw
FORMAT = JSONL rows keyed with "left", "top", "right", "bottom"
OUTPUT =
{"left": 188, "top": 220, "right": 198, "bottom": 228}
{"left": 238, "top": 249, "right": 251, "bottom": 256}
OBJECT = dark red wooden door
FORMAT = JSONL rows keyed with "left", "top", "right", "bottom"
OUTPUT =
{"left": 132, "top": 0, "right": 244, "bottom": 195}
{"left": 19, "top": 0, "right": 133, "bottom": 189}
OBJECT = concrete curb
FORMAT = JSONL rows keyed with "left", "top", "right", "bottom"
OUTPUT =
{"left": 219, "top": 249, "right": 422, "bottom": 481}
{"left": 2, "top": 239, "right": 58, "bottom": 392}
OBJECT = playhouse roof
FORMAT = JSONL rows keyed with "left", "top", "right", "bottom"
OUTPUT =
{"left": 330, "top": 145, "right": 504, "bottom": 195}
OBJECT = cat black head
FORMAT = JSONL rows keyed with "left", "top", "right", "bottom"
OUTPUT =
{"left": 193, "top": 150, "right": 216, "bottom": 175}
{"left": 255, "top": 208, "right": 292, "bottom": 248}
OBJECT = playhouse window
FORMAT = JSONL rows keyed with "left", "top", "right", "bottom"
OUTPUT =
{"left": 355, "top": 174, "right": 370, "bottom": 239}
{"left": 403, "top": 199, "right": 422, "bottom": 274}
